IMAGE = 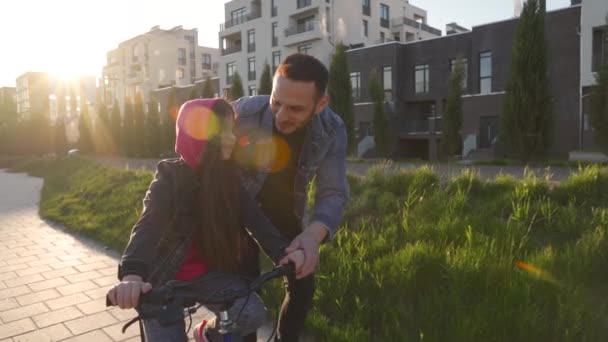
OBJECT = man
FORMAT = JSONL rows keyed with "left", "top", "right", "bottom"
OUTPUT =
{"left": 233, "top": 53, "right": 349, "bottom": 341}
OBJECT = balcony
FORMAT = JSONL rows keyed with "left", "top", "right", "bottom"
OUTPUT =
{"left": 297, "top": 0, "right": 311, "bottom": 9}
{"left": 178, "top": 58, "right": 187, "bottom": 65}
{"left": 248, "top": 43, "right": 256, "bottom": 53}
{"left": 271, "top": 6, "right": 277, "bottom": 17}
{"left": 381, "top": 18, "right": 389, "bottom": 28}
{"left": 220, "top": 10, "right": 262, "bottom": 31}
{"left": 362, "top": 5, "right": 371, "bottom": 16}
{"left": 392, "top": 17, "right": 442, "bottom": 36}
{"left": 221, "top": 45, "right": 242, "bottom": 56}
{"left": 284, "top": 21, "right": 323, "bottom": 47}
{"left": 248, "top": 71, "right": 256, "bottom": 81}
{"left": 400, "top": 117, "right": 442, "bottom": 136}
{"left": 202, "top": 63, "right": 212, "bottom": 70}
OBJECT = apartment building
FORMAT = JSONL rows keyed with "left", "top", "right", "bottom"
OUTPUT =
{"left": 0, "top": 87, "right": 16, "bottom": 105}
{"left": 347, "top": 4, "right": 588, "bottom": 160}
{"left": 218, "top": 0, "right": 441, "bottom": 95}
{"left": 15, "top": 72, "right": 50, "bottom": 119}
{"left": 15, "top": 72, "right": 96, "bottom": 127}
{"left": 580, "top": 0, "right": 608, "bottom": 150}
{"left": 101, "top": 25, "right": 220, "bottom": 114}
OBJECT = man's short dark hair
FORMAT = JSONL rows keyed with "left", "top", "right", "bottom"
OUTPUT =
{"left": 276, "top": 53, "right": 329, "bottom": 98}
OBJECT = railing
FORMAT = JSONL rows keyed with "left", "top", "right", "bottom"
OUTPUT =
{"left": 248, "top": 71, "right": 256, "bottom": 81}
{"left": 248, "top": 43, "right": 256, "bottom": 53}
{"left": 221, "top": 45, "right": 242, "bottom": 56}
{"left": 362, "top": 5, "right": 371, "bottom": 16}
{"left": 271, "top": 6, "right": 277, "bottom": 17}
{"left": 392, "top": 17, "right": 442, "bottom": 36}
{"left": 285, "top": 21, "right": 319, "bottom": 37}
{"left": 400, "top": 117, "right": 442, "bottom": 134}
{"left": 220, "top": 10, "right": 262, "bottom": 31}
{"left": 202, "top": 63, "right": 212, "bottom": 70}
{"left": 297, "top": 0, "right": 312, "bottom": 9}
{"left": 381, "top": 18, "right": 389, "bottom": 28}
{"left": 178, "top": 58, "right": 187, "bottom": 65}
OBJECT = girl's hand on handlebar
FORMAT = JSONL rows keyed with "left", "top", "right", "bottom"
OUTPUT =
{"left": 107, "top": 275, "right": 152, "bottom": 309}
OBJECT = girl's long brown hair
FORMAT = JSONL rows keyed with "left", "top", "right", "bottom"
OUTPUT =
{"left": 193, "top": 100, "right": 247, "bottom": 272}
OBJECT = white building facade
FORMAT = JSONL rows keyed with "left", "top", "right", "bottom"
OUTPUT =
{"left": 218, "top": 0, "right": 441, "bottom": 95}
{"left": 102, "top": 25, "right": 219, "bottom": 113}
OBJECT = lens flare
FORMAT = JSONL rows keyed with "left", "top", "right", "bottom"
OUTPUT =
{"left": 234, "top": 131, "right": 291, "bottom": 173}
{"left": 182, "top": 106, "right": 220, "bottom": 140}
{"left": 515, "top": 260, "right": 558, "bottom": 285}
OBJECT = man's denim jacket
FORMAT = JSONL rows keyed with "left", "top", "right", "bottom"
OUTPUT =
{"left": 233, "top": 95, "right": 349, "bottom": 241}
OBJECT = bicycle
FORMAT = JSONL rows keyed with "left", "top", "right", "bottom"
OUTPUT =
{"left": 106, "top": 263, "right": 294, "bottom": 342}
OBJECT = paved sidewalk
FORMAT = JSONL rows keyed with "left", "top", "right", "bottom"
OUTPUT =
{"left": 0, "top": 170, "right": 276, "bottom": 341}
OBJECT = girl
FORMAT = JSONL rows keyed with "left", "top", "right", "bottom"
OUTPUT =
{"left": 107, "top": 98, "right": 304, "bottom": 341}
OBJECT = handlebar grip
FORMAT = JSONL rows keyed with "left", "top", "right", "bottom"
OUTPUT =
{"left": 104, "top": 287, "right": 168, "bottom": 308}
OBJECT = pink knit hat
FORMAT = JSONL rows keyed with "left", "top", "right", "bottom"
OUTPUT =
{"left": 175, "top": 98, "right": 222, "bottom": 170}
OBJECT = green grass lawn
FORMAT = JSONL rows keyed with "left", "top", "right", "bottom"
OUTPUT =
{"left": 6, "top": 156, "right": 608, "bottom": 341}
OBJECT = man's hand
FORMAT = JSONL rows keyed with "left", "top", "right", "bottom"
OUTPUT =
{"left": 281, "top": 222, "right": 328, "bottom": 279}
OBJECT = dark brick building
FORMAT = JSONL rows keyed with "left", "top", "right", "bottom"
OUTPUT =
{"left": 347, "top": 5, "right": 582, "bottom": 160}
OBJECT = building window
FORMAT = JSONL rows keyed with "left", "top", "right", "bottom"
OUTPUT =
{"left": 298, "top": 43, "right": 313, "bottom": 54}
{"left": 248, "top": 57, "right": 256, "bottom": 81}
{"left": 231, "top": 7, "right": 246, "bottom": 25}
{"left": 380, "top": 4, "right": 390, "bottom": 28}
{"left": 350, "top": 72, "right": 361, "bottom": 100}
{"left": 383, "top": 66, "right": 392, "bottom": 101}
{"left": 363, "top": 20, "right": 368, "bottom": 37}
{"left": 326, "top": 7, "right": 331, "bottom": 33}
{"left": 178, "top": 48, "right": 186, "bottom": 65}
{"left": 132, "top": 45, "right": 139, "bottom": 63}
{"left": 177, "top": 67, "right": 185, "bottom": 79}
{"left": 271, "top": 0, "right": 277, "bottom": 17}
{"left": 359, "top": 121, "right": 372, "bottom": 137}
{"left": 415, "top": 64, "right": 430, "bottom": 94}
{"left": 272, "top": 22, "right": 278, "bottom": 47}
{"left": 297, "top": 0, "right": 312, "bottom": 9}
{"left": 479, "top": 51, "right": 492, "bottom": 94}
{"left": 248, "top": 29, "right": 256, "bottom": 53}
{"left": 226, "top": 62, "right": 236, "bottom": 84}
{"left": 202, "top": 53, "right": 212, "bottom": 70}
{"left": 272, "top": 51, "right": 281, "bottom": 73}
{"left": 362, "top": 0, "right": 371, "bottom": 16}
{"left": 592, "top": 28, "right": 608, "bottom": 72}
{"left": 249, "top": 85, "right": 257, "bottom": 96}
{"left": 450, "top": 58, "right": 468, "bottom": 91}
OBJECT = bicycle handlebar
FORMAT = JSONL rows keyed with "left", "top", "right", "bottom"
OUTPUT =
{"left": 106, "top": 263, "right": 294, "bottom": 308}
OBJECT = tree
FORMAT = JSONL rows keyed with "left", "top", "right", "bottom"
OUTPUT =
{"left": 133, "top": 93, "right": 146, "bottom": 156}
{"left": 258, "top": 63, "right": 273, "bottom": 95}
{"left": 54, "top": 109, "right": 68, "bottom": 156}
{"left": 202, "top": 76, "right": 215, "bottom": 98}
{"left": 230, "top": 71, "right": 244, "bottom": 101}
{"left": 328, "top": 42, "right": 356, "bottom": 155}
{"left": 95, "top": 102, "right": 110, "bottom": 155}
{"left": 188, "top": 86, "right": 199, "bottom": 100}
{"left": 164, "top": 87, "right": 179, "bottom": 155}
{"left": 122, "top": 96, "right": 135, "bottom": 157}
{"left": 0, "top": 91, "right": 18, "bottom": 154}
{"left": 145, "top": 96, "right": 162, "bottom": 157}
{"left": 588, "top": 14, "right": 608, "bottom": 152}
{"left": 369, "top": 68, "right": 390, "bottom": 157}
{"left": 500, "top": 0, "right": 552, "bottom": 161}
{"left": 109, "top": 99, "right": 122, "bottom": 156}
{"left": 78, "top": 99, "right": 93, "bottom": 153}
{"left": 441, "top": 60, "right": 464, "bottom": 158}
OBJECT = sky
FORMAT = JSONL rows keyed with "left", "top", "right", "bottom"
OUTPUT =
{"left": 0, "top": 0, "right": 571, "bottom": 88}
